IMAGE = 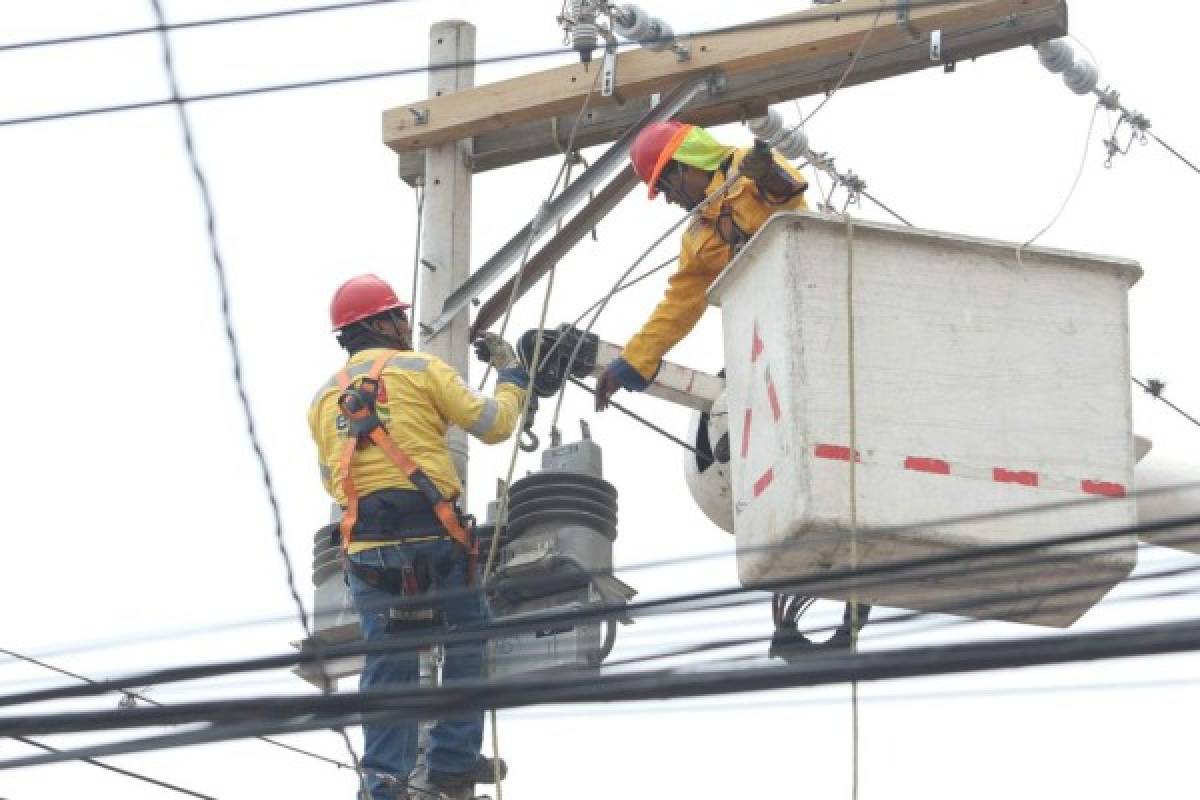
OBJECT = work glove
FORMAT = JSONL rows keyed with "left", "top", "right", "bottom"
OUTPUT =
{"left": 473, "top": 332, "right": 519, "bottom": 371}
{"left": 739, "top": 138, "right": 776, "bottom": 182}
{"left": 594, "top": 357, "right": 652, "bottom": 412}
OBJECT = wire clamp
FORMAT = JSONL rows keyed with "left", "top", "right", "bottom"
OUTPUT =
{"left": 408, "top": 107, "right": 429, "bottom": 126}
{"left": 601, "top": 44, "right": 618, "bottom": 97}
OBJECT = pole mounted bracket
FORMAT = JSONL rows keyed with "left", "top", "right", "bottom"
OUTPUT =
{"left": 896, "top": 0, "right": 920, "bottom": 42}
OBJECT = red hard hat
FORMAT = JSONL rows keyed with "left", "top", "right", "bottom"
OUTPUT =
{"left": 330, "top": 274, "right": 410, "bottom": 330}
{"left": 629, "top": 121, "right": 693, "bottom": 199}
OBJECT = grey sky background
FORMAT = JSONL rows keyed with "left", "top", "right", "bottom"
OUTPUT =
{"left": 1, "top": 1, "right": 1198, "bottom": 797}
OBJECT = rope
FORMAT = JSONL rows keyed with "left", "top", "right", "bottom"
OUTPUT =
{"left": 144, "top": 1, "right": 366, "bottom": 790}
{"left": 477, "top": 64, "right": 603, "bottom": 390}
{"left": 844, "top": 213, "right": 862, "bottom": 800}
{"left": 474, "top": 70, "right": 604, "bottom": 791}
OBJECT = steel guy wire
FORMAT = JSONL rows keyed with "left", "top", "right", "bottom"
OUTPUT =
{"left": 145, "top": 0, "right": 365, "bottom": 787}
{"left": 12, "top": 736, "right": 219, "bottom": 800}
{"left": 5, "top": 509, "right": 1199, "bottom": 716}
{"left": 11, "top": 608, "right": 1200, "bottom": 766}
{"left": 0, "top": 646, "right": 354, "bottom": 771}
{"left": 1134, "top": 377, "right": 1200, "bottom": 429}
{"left": 1149, "top": 132, "right": 1200, "bottom": 178}
{"left": 0, "top": 0, "right": 993, "bottom": 129}
{"left": 7, "top": 480, "right": 1199, "bottom": 671}
{"left": 0, "top": 0, "right": 429, "bottom": 53}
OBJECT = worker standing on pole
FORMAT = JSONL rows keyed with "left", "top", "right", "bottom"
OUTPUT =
{"left": 308, "top": 273, "right": 526, "bottom": 800}
{"left": 594, "top": 122, "right": 810, "bottom": 410}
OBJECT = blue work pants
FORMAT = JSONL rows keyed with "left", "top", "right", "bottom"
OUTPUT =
{"left": 346, "top": 538, "right": 488, "bottom": 799}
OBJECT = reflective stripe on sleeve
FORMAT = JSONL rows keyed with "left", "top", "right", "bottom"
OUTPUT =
{"left": 468, "top": 398, "right": 500, "bottom": 437}
{"left": 387, "top": 356, "right": 429, "bottom": 372}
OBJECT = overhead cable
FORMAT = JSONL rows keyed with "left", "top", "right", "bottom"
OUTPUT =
{"left": 145, "top": 0, "right": 364, "bottom": 785}
{"left": 0, "top": 0, "right": 1008, "bottom": 130}
{"left": 0, "top": 0, "right": 426, "bottom": 54}
{"left": 1134, "top": 378, "right": 1200, "bottom": 430}
{"left": 12, "top": 736, "right": 218, "bottom": 800}
{"left": 3, "top": 508, "right": 1198, "bottom": 714}
{"left": 1149, "top": 132, "right": 1200, "bottom": 178}
{"left": 0, "top": 645, "right": 354, "bottom": 771}
{"left": 10, "top": 610, "right": 1200, "bottom": 770}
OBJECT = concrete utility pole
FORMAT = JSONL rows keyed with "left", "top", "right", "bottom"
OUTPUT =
{"left": 418, "top": 19, "right": 476, "bottom": 485}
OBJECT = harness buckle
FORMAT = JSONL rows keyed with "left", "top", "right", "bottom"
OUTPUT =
{"left": 338, "top": 383, "right": 383, "bottom": 438}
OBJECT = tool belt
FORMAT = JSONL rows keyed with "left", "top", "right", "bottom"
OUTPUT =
{"left": 343, "top": 551, "right": 448, "bottom": 633}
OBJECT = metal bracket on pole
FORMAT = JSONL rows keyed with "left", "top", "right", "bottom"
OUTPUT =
{"left": 601, "top": 45, "right": 618, "bottom": 98}
{"left": 427, "top": 70, "right": 721, "bottom": 337}
{"left": 896, "top": 0, "right": 920, "bottom": 42}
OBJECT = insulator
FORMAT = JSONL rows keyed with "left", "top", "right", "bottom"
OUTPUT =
{"left": 776, "top": 127, "right": 810, "bottom": 161}
{"left": 613, "top": 3, "right": 653, "bottom": 41}
{"left": 643, "top": 17, "right": 675, "bottom": 52}
{"left": 1037, "top": 39, "right": 1074, "bottom": 74}
{"left": 746, "top": 109, "right": 785, "bottom": 141}
{"left": 572, "top": 22, "right": 599, "bottom": 63}
{"left": 1063, "top": 58, "right": 1100, "bottom": 95}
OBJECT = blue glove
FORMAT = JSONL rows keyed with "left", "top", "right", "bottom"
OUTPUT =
{"left": 497, "top": 366, "right": 531, "bottom": 389}
{"left": 594, "top": 358, "right": 652, "bottom": 411}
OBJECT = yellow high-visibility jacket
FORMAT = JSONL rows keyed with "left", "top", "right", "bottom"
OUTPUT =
{"left": 621, "top": 148, "right": 809, "bottom": 379}
{"left": 308, "top": 348, "right": 525, "bottom": 509}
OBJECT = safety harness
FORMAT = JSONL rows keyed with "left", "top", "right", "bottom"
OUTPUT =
{"left": 333, "top": 351, "right": 479, "bottom": 584}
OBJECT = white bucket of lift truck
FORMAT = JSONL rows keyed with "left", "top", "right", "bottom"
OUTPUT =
{"left": 707, "top": 211, "right": 1142, "bottom": 627}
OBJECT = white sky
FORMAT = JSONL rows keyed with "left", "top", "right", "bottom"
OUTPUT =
{"left": 2, "top": 1, "right": 1199, "bottom": 798}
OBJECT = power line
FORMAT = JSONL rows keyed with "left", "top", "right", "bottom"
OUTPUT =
{"left": 0, "top": 646, "right": 354, "bottom": 771}
{"left": 0, "top": 0, "right": 994, "bottom": 130}
{"left": 3, "top": 509, "right": 1197, "bottom": 715}
{"left": 0, "top": 0, "right": 426, "bottom": 54}
{"left": 145, "top": 0, "right": 364, "bottom": 785}
{"left": 8, "top": 609, "right": 1200, "bottom": 769}
{"left": 12, "top": 736, "right": 219, "bottom": 800}
{"left": 1149, "top": 131, "right": 1200, "bottom": 177}
{"left": 1135, "top": 377, "right": 1200, "bottom": 429}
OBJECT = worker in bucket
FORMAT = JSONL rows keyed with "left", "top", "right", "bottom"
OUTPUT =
{"left": 308, "top": 273, "right": 528, "bottom": 800}
{"left": 594, "top": 121, "right": 809, "bottom": 410}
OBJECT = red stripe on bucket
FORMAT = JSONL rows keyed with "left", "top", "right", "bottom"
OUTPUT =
{"left": 905, "top": 457, "right": 951, "bottom": 475}
{"left": 754, "top": 468, "right": 775, "bottom": 498}
{"left": 741, "top": 409, "right": 752, "bottom": 459}
{"left": 1082, "top": 480, "right": 1127, "bottom": 498}
{"left": 766, "top": 378, "right": 782, "bottom": 422}
{"left": 815, "top": 444, "right": 858, "bottom": 462}
{"left": 993, "top": 468, "right": 1039, "bottom": 488}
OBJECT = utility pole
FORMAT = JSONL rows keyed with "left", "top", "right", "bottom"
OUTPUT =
{"left": 413, "top": 18, "right": 476, "bottom": 782}
{"left": 418, "top": 19, "right": 476, "bottom": 484}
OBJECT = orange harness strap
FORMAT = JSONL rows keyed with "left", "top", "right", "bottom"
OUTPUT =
{"left": 334, "top": 353, "right": 478, "bottom": 576}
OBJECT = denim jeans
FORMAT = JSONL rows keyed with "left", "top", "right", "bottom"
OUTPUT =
{"left": 346, "top": 539, "right": 488, "bottom": 799}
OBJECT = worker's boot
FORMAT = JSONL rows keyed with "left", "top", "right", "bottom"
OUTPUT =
{"left": 408, "top": 757, "right": 506, "bottom": 800}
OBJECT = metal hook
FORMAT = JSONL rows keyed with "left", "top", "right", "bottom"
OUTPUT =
{"left": 519, "top": 426, "right": 540, "bottom": 453}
